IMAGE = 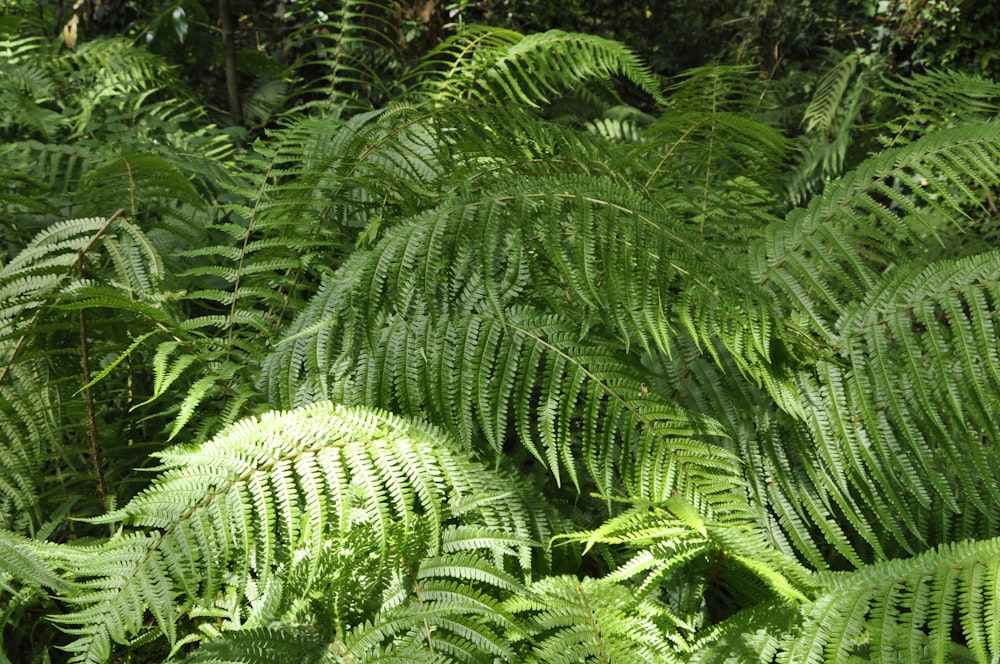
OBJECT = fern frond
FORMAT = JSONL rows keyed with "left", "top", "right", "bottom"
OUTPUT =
{"left": 407, "top": 26, "right": 666, "bottom": 109}
{"left": 0, "top": 360, "right": 68, "bottom": 532}
{"left": 785, "top": 537, "right": 1000, "bottom": 663}
{"left": 53, "top": 402, "right": 554, "bottom": 662}
{"left": 287, "top": 0, "right": 403, "bottom": 117}
{"left": 505, "top": 575, "right": 686, "bottom": 663}
{"left": 802, "top": 53, "right": 861, "bottom": 135}
{"left": 752, "top": 122, "right": 1000, "bottom": 340}
{"left": 789, "top": 252, "right": 1000, "bottom": 559}
{"left": 878, "top": 68, "right": 1000, "bottom": 148}
{"left": 260, "top": 193, "right": 750, "bottom": 506}
{"left": 789, "top": 52, "right": 871, "bottom": 204}
{"left": 745, "top": 120, "right": 1000, "bottom": 566}
{"left": 685, "top": 602, "right": 798, "bottom": 664}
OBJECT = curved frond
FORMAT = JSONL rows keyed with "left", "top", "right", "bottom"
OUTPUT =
{"left": 407, "top": 26, "right": 666, "bottom": 109}
{"left": 504, "top": 575, "right": 685, "bottom": 663}
{"left": 785, "top": 537, "right": 1000, "bottom": 663}
{"left": 752, "top": 123, "right": 1000, "bottom": 340}
{"left": 52, "top": 402, "right": 556, "bottom": 662}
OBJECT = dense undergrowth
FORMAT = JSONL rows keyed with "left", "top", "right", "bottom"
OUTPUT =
{"left": 3, "top": 2, "right": 1000, "bottom": 662}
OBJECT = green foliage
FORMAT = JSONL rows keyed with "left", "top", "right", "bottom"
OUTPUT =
{"left": 3, "top": 4, "right": 1000, "bottom": 663}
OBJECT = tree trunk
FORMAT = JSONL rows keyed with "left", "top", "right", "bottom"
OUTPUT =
{"left": 219, "top": 0, "right": 243, "bottom": 127}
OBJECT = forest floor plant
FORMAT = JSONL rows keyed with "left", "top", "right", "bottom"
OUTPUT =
{"left": 2, "top": 2, "right": 1000, "bottom": 662}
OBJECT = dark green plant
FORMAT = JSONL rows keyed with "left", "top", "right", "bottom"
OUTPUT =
{"left": 2, "top": 5, "right": 1000, "bottom": 663}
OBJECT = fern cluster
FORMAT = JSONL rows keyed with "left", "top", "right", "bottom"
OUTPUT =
{"left": 2, "top": 3, "right": 1000, "bottom": 662}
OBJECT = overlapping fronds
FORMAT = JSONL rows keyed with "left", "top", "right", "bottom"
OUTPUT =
{"left": 406, "top": 25, "right": 666, "bottom": 109}
{"left": 260, "top": 163, "right": 780, "bottom": 506}
{"left": 4, "top": 8, "right": 1000, "bottom": 662}
{"left": 740, "top": 121, "right": 1000, "bottom": 569}
{"left": 752, "top": 123, "right": 1000, "bottom": 339}
{"left": 877, "top": 68, "right": 1000, "bottom": 148}
{"left": 290, "top": 0, "right": 404, "bottom": 117}
{"left": 565, "top": 494, "right": 812, "bottom": 605}
{"left": 0, "top": 35, "right": 63, "bottom": 140}
{"left": 182, "top": 525, "right": 529, "bottom": 663}
{"left": 0, "top": 360, "right": 67, "bottom": 532}
{"left": 504, "top": 574, "right": 686, "bottom": 663}
{"left": 789, "top": 52, "right": 871, "bottom": 204}
{"left": 50, "top": 402, "right": 557, "bottom": 663}
{"left": 781, "top": 253, "right": 1000, "bottom": 564}
{"left": 637, "top": 70, "right": 793, "bottom": 240}
{"left": 783, "top": 537, "right": 1000, "bottom": 663}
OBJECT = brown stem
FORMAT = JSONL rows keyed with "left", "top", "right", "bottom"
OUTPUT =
{"left": 219, "top": 0, "right": 244, "bottom": 127}
{"left": 75, "top": 209, "right": 125, "bottom": 506}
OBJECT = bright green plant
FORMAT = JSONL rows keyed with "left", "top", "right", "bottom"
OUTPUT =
{"left": 2, "top": 4, "right": 1000, "bottom": 662}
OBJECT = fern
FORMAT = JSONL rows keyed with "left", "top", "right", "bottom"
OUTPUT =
{"left": 407, "top": 25, "right": 667, "bottom": 109}
{"left": 47, "top": 402, "right": 558, "bottom": 662}
{"left": 789, "top": 51, "right": 871, "bottom": 204}
{"left": 504, "top": 574, "right": 686, "bottom": 663}
{"left": 784, "top": 537, "right": 1000, "bottom": 663}
{"left": 4, "top": 11, "right": 1000, "bottom": 663}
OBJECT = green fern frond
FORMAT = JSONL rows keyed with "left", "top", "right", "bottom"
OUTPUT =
{"left": 52, "top": 402, "right": 553, "bottom": 662}
{"left": 789, "top": 52, "right": 871, "bottom": 204}
{"left": 743, "top": 121, "right": 1000, "bottom": 566}
{"left": 260, "top": 188, "right": 750, "bottom": 502}
{"left": 786, "top": 252, "right": 1000, "bottom": 560}
{"left": 752, "top": 122, "right": 1000, "bottom": 340}
{"left": 878, "top": 69, "right": 1000, "bottom": 148}
{"left": 685, "top": 602, "right": 798, "bottom": 664}
{"left": 785, "top": 537, "right": 1000, "bottom": 663}
{"left": 288, "top": 0, "right": 403, "bottom": 117}
{"left": 563, "top": 494, "right": 812, "bottom": 607}
{"left": 802, "top": 53, "right": 861, "bottom": 135}
{"left": 181, "top": 625, "right": 328, "bottom": 663}
{"left": 505, "top": 575, "right": 686, "bottom": 663}
{"left": 76, "top": 152, "right": 210, "bottom": 246}
{"left": 408, "top": 26, "right": 666, "bottom": 109}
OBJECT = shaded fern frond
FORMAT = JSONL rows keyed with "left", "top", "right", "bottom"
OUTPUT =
{"left": 0, "top": 360, "right": 67, "bottom": 532}
{"left": 407, "top": 26, "right": 666, "bottom": 109}
{"left": 878, "top": 68, "right": 1000, "bottom": 148}
{"left": 181, "top": 625, "right": 328, "bottom": 663}
{"left": 289, "top": 0, "right": 404, "bottom": 117}
{"left": 802, "top": 53, "right": 861, "bottom": 135}
{"left": 790, "top": 253, "right": 1000, "bottom": 560}
{"left": 789, "top": 52, "right": 871, "bottom": 204}
{"left": 741, "top": 120, "right": 1000, "bottom": 569}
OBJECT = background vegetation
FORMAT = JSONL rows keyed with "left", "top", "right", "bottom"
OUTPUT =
{"left": 2, "top": 0, "right": 1000, "bottom": 662}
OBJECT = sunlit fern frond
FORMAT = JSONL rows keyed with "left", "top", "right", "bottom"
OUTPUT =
{"left": 50, "top": 402, "right": 557, "bottom": 663}
{"left": 259, "top": 164, "right": 777, "bottom": 510}
{"left": 504, "top": 574, "right": 687, "bottom": 664}
{"left": 782, "top": 537, "right": 1000, "bottom": 663}
{"left": 752, "top": 122, "right": 1000, "bottom": 341}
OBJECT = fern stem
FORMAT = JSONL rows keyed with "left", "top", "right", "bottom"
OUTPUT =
{"left": 577, "top": 581, "right": 610, "bottom": 663}
{"left": 74, "top": 209, "right": 125, "bottom": 506}
{"left": 74, "top": 209, "right": 126, "bottom": 270}
{"left": 78, "top": 307, "right": 107, "bottom": 504}
{"left": 0, "top": 210, "right": 125, "bottom": 387}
